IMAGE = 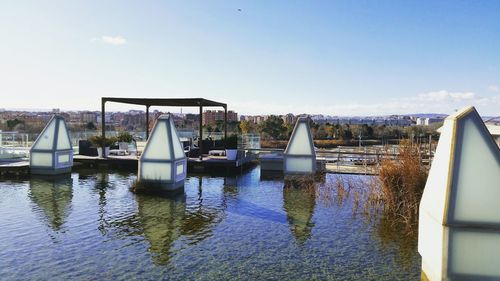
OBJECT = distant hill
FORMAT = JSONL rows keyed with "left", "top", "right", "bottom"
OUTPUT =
{"left": 404, "top": 113, "right": 497, "bottom": 120}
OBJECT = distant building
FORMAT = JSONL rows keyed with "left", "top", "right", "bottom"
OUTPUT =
{"left": 254, "top": 115, "right": 268, "bottom": 124}
{"left": 416, "top": 117, "right": 444, "bottom": 126}
{"left": 80, "top": 111, "right": 97, "bottom": 124}
{"left": 282, "top": 113, "right": 295, "bottom": 124}
{"left": 202, "top": 110, "right": 237, "bottom": 125}
{"left": 185, "top": 113, "right": 198, "bottom": 121}
{"left": 486, "top": 124, "right": 500, "bottom": 147}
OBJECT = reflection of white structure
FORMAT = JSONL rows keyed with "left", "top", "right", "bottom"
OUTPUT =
{"left": 138, "top": 114, "right": 187, "bottom": 191}
{"left": 30, "top": 115, "right": 73, "bottom": 175}
{"left": 419, "top": 106, "right": 500, "bottom": 281}
{"left": 284, "top": 117, "right": 316, "bottom": 175}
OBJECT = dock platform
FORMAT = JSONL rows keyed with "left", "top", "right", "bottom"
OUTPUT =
{"left": 0, "top": 160, "right": 30, "bottom": 178}
{"left": 72, "top": 154, "right": 256, "bottom": 173}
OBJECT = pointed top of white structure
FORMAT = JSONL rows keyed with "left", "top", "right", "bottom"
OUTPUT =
{"left": 141, "top": 114, "right": 185, "bottom": 161}
{"left": 420, "top": 106, "right": 500, "bottom": 226}
{"left": 30, "top": 115, "right": 73, "bottom": 175}
{"left": 31, "top": 115, "right": 72, "bottom": 151}
{"left": 284, "top": 117, "right": 315, "bottom": 157}
{"left": 283, "top": 117, "right": 317, "bottom": 175}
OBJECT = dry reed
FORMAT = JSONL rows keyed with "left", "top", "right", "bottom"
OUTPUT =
{"left": 373, "top": 140, "right": 428, "bottom": 234}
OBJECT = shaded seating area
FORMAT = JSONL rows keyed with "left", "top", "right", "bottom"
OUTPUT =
{"left": 100, "top": 97, "right": 229, "bottom": 160}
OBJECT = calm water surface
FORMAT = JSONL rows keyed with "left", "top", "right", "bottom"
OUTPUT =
{"left": 0, "top": 167, "right": 420, "bottom": 280}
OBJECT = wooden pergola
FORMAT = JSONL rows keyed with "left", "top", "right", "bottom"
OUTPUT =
{"left": 101, "top": 97, "right": 228, "bottom": 159}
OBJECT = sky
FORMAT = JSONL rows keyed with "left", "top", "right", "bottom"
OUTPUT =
{"left": 0, "top": 0, "right": 499, "bottom": 116}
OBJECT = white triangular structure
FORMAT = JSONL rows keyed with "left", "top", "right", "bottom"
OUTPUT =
{"left": 138, "top": 114, "right": 187, "bottom": 191}
{"left": 419, "top": 106, "right": 500, "bottom": 281}
{"left": 283, "top": 117, "right": 316, "bottom": 174}
{"left": 30, "top": 115, "right": 73, "bottom": 175}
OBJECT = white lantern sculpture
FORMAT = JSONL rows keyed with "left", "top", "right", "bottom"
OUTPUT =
{"left": 30, "top": 115, "right": 73, "bottom": 175}
{"left": 138, "top": 114, "right": 187, "bottom": 191}
{"left": 419, "top": 106, "right": 500, "bottom": 281}
{"left": 284, "top": 117, "right": 316, "bottom": 175}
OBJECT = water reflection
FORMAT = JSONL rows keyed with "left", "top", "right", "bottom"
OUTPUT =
{"left": 28, "top": 176, "right": 73, "bottom": 231}
{"left": 283, "top": 183, "right": 316, "bottom": 244}
{"left": 93, "top": 172, "right": 111, "bottom": 235}
{"left": 373, "top": 214, "right": 419, "bottom": 270}
{"left": 107, "top": 176, "right": 228, "bottom": 265}
{"left": 181, "top": 177, "right": 227, "bottom": 244}
{"left": 137, "top": 193, "right": 187, "bottom": 265}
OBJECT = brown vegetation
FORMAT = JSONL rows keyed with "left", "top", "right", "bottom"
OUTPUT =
{"left": 371, "top": 141, "right": 428, "bottom": 233}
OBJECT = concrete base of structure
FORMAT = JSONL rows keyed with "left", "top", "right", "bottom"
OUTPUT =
{"left": 30, "top": 167, "right": 72, "bottom": 175}
{"left": 133, "top": 179, "right": 185, "bottom": 195}
{"left": 259, "top": 154, "right": 283, "bottom": 172}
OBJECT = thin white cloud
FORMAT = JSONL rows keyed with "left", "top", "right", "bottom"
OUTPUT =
{"left": 488, "top": 85, "right": 499, "bottom": 92}
{"left": 90, "top": 35, "right": 127, "bottom": 45}
{"left": 414, "top": 90, "right": 475, "bottom": 102}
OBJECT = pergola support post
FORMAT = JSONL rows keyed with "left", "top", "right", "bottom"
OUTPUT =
{"left": 146, "top": 105, "right": 150, "bottom": 140}
{"left": 199, "top": 105, "right": 203, "bottom": 160}
{"left": 101, "top": 98, "right": 106, "bottom": 158}
{"left": 224, "top": 105, "right": 228, "bottom": 148}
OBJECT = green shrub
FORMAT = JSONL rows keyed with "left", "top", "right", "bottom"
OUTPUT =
{"left": 89, "top": 135, "right": 117, "bottom": 147}
{"left": 117, "top": 131, "right": 134, "bottom": 143}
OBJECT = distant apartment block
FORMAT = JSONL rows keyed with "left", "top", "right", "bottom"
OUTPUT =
{"left": 488, "top": 126, "right": 500, "bottom": 147}
{"left": 80, "top": 111, "right": 98, "bottom": 124}
{"left": 416, "top": 117, "right": 444, "bottom": 126}
{"left": 312, "top": 115, "right": 413, "bottom": 126}
{"left": 202, "top": 110, "right": 237, "bottom": 125}
{"left": 282, "top": 113, "right": 295, "bottom": 124}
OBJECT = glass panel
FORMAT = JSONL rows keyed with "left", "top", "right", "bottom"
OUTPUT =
{"left": 140, "top": 162, "right": 172, "bottom": 181}
{"left": 452, "top": 116, "right": 500, "bottom": 223}
{"left": 170, "top": 120, "right": 185, "bottom": 159}
{"left": 56, "top": 119, "right": 71, "bottom": 150}
{"left": 285, "top": 157, "right": 313, "bottom": 173}
{"left": 31, "top": 152, "right": 53, "bottom": 167}
{"left": 33, "top": 119, "right": 56, "bottom": 150}
{"left": 142, "top": 122, "right": 171, "bottom": 160}
{"left": 450, "top": 230, "right": 500, "bottom": 277}
{"left": 58, "top": 154, "right": 70, "bottom": 164}
{"left": 176, "top": 162, "right": 184, "bottom": 176}
{"left": 286, "top": 122, "right": 314, "bottom": 155}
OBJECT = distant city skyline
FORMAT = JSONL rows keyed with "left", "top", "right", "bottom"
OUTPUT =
{"left": 1, "top": 1, "right": 499, "bottom": 116}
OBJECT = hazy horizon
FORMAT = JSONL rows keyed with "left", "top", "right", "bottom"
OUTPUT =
{"left": 1, "top": 106, "right": 486, "bottom": 119}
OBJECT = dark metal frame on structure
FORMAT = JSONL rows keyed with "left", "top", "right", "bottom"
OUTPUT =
{"left": 100, "top": 97, "right": 228, "bottom": 159}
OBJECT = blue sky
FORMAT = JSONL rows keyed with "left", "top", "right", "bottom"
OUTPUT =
{"left": 1, "top": 0, "right": 499, "bottom": 116}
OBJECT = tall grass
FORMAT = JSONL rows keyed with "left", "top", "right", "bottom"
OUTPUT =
{"left": 375, "top": 140, "right": 428, "bottom": 234}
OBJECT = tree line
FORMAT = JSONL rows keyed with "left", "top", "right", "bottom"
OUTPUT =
{"left": 238, "top": 115, "right": 441, "bottom": 141}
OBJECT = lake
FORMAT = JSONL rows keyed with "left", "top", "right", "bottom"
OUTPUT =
{"left": 0, "top": 166, "right": 421, "bottom": 280}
